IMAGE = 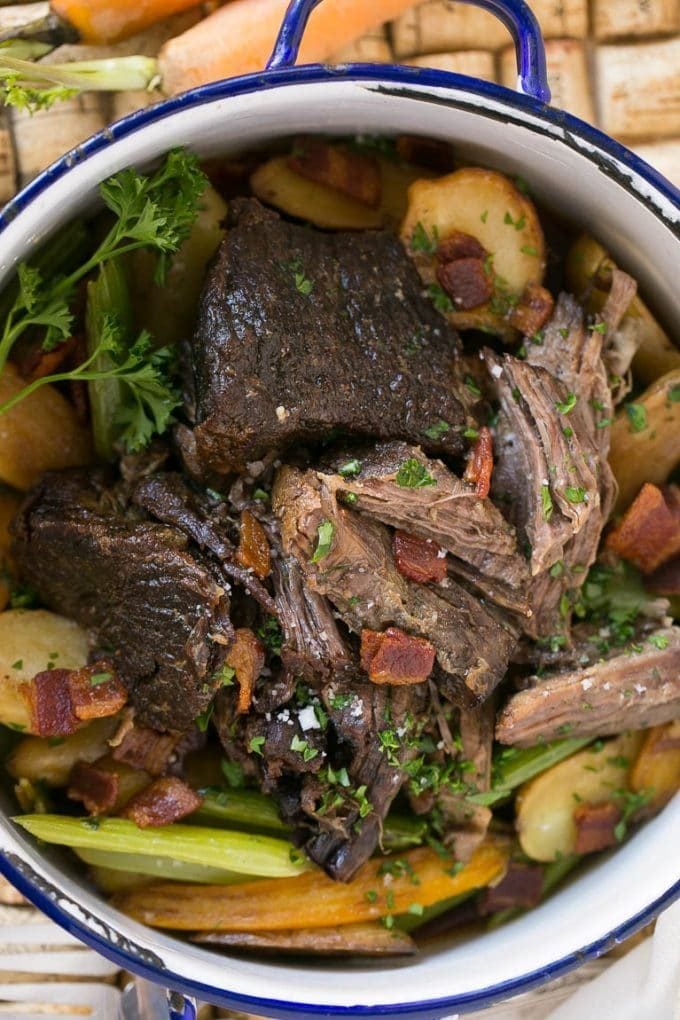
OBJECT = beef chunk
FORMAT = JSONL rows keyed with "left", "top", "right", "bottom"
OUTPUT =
{"left": 11, "top": 470, "right": 232, "bottom": 732}
{"left": 273, "top": 466, "right": 517, "bottom": 707}
{"left": 321, "top": 441, "right": 530, "bottom": 617}
{"left": 496, "top": 626, "right": 680, "bottom": 745}
{"left": 178, "top": 198, "right": 466, "bottom": 479}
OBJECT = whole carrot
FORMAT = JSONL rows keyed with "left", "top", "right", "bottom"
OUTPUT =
{"left": 159, "top": 0, "right": 428, "bottom": 95}
{"left": 50, "top": 0, "right": 205, "bottom": 45}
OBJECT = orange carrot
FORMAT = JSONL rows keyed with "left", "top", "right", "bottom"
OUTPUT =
{"left": 51, "top": 0, "right": 205, "bottom": 45}
{"left": 114, "top": 839, "right": 509, "bottom": 930}
{"left": 159, "top": 0, "right": 429, "bottom": 95}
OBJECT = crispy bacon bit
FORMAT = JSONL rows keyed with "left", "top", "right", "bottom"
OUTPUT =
{"left": 393, "top": 531, "right": 448, "bottom": 584}
{"left": 111, "top": 725, "right": 179, "bottom": 777}
{"left": 573, "top": 800, "right": 622, "bottom": 855}
{"left": 436, "top": 257, "right": 493, "bottom": 311}
{"left": 22, "top": 336, "right": 79, "bottom": 382}
{"left": 607, "top": 483, "right": 680, "bottom": 574}
{"left": 395, "top": 134, "right": 455, "bottom": 172}
{"left": 288, "top": 138, "right": 381, "bottom": 207}
{"left": 464, "top": 426, "right": 494, "bottom": 499}
{"left": 480, "top": 861, "right": 544, "bottom": 914}
{"left": 67, "top": 761, "right": 119, "bottom": 815}
{"left": 67, "top": 662, "right": 127, "bottom": 721}
{"left": 29, "top": 670, "right": 78, "bottom": 737}
{"left": 121, "top": 776, "right": 203, "bottom": 828}
{"left": 509, "top": 282, "right": 554, "bottom": 337}
{"left": 236, "top": 509, "right": 271, "bottom": 579}
{"left": 360, "top": 627, "right": 435, "bottom": 685}
{"left": 436, "top": 231, "right": 486, "bottom": 264}
{"left": 226, "top": 628, "right": 265, "bottom": 714}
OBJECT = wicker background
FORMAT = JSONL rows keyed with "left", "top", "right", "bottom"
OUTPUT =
{"left": 0, "top": 1, "right": 676, "bottom": 1016}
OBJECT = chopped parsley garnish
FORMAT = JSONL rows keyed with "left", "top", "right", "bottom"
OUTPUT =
{"left": 249, "top": 735, "right": 265, "bottom": 756}
{"left": 549, "top": 561, "right": 564, "bottom": 579}
{"left": 590, "top": 321, "right": 607, "bottom": 334}
{"left": 625, "top": 403, "right": 647, "bottom": 433}
{"left": 463, "top": 427, "right": 480, "bottom": 440}
{"left": 408, "top": 902, "right": 425, "bottom": 916}
{"left": 396, "top": 458, "right": 436, "bottom": 489}
{"left": 252, "top": 487, "right": 270, "bottom": 503}
{"left": 257, "top": 616, "right": 282, "bottom": 655}
{"left": 613, "top": 788, "right": 653, "bottom": 842}
{"left": 195, "top": 703, "right": 214, "bottom": 733}
{"left": 310, "top": 519, "right": 335, "bottom": 563}
{"left": 9, "top": 581, "right": 38, "bottom": 610}
{"left": 423, "top": 419, "right": 450, "bottom": 441}
{"left": 555, "top": 392, "right": 577, "bottom": 415}
{"left": 213, "top": 664, "right": 236, "bottom": 687}
{"left": 284, "top": 258, "right": 314, "bottom": 296}
{"left": 520, "top": 244, "right": 539, "bottom": 256}
{"left": 89, "top": 671, "right": 112, "bottom": 687}
{"left": 565, "top": 486, "right": 587, "bottom": 504}
{"left": 480, "top": 210, "right": 489, "bottom": 223}
{"left": 290, "top": 734, "right": 319, "bottom": 762}
{"left": 464, "top": 375, "right": 482, "bottom": 397}
{"left": 428, "top": 283, "right": 454, "bottom": 313}
{"left": 338, "top": 458, "right": 362, "bottom": 478}
{"left": 221, "top": 759, "right": 245, "bottom": 789}
{"left": 648, "top": 634, "right": 669, "bottom": 650}
{"left": 343, "top": 491, "right": 358, "bottom": 505}
{"left": 541, "top": 483, "right": 553, "bottom": 521}
{"left": 562, "top": 426, "right": 574, "bottom": 439}
{"left": 11, "top": 659, "right": 23, "bottom": 670}
{"left": 330, "top": 693, "right": 352, "bottom": 709}
{"left": 668, "top": 384, "right": 680, "bottom": 403}
{"left": 410, "top": 221, "right": 439, "bottom": 255}
{"left": 365, "top": 889, "right": 378, "bottom": 903}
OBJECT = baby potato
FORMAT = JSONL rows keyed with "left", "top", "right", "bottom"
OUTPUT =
{"left": 516, "top": 732, "right": 644, "bottom": 862}
{"left": 400, "top": 167, "right": 546, "bottom": 337}
{"left": 609, "top": 368, "right": 680, "bottom": 511}
{"left": 0, "top": 609, "right": 90, "bottom": 732}
{"left": 7, "top": 716, "right": 119, "bottom": 786}
{"left": 0, "top": 363, "right": 91, "bottom": 491}
{"left": 629, "top": 721, "right": 680, "bottom": 811}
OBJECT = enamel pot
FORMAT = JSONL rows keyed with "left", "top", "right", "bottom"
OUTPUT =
{"left": 0, "top": 2, "right": 678, "bottom": 1018}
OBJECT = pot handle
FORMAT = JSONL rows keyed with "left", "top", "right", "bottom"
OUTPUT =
{"left": 266, "top": 0, "right": 551, "bottom": 103}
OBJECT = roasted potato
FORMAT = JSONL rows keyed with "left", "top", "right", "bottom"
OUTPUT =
{"left": 565, "top": 234, "right": 680, "bottom": 385}
{"left": 609, "top": 368, "right": 680, "bottom": 511}
{"left": 7, "top": 716, "right": 119, "bottom": 786}
{"left": 629, "top": 721, "right": 680, "bottom": 811}
{"left": 400, "top": 167, "right": 546, "bottom": 338}
{"left": 516, "top": 733, "right": 644, "bottom": 862}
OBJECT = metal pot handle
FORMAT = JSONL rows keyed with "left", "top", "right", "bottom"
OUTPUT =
{"left": 267, "top": 0, "right": 550, "bottom": 103}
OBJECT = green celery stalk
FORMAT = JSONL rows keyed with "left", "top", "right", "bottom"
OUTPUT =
{"left": 0, "top": 219, "right": 90, "bottom": 325}
{"left": 75, "top": 847, "right": 251, "bottom": 885}
{"left": 382, "top": 814, "right": 428, "bottom": 852}
{"left": 469, "top": 738, "right": 591, "bottom": 807}
{"left": 195, "top": 789, "right": 290, "bottom": 834}
{"left": 85, "top": 258, "right": 133, "bottom": 460}
{"left": 14, "top": 816, "right": 308, "bottom": 878}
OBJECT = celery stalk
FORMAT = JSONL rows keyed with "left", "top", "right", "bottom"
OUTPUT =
{"left": 14, "top": 816, "right": 309, "bottom": 878}
{"left": 75, "top": 847, "right": 251, "bottom": 885}
{"left": 195, "top": 790, "right": 290, "bottom": 834}
{"left": 85, "top": 258, "right": 132, "bottom": 461}
{"left": 469, "top": 738, "right": 591, "bottom": 807}
{"left": 382, "top": 814, "right": 428, "bottom": 852}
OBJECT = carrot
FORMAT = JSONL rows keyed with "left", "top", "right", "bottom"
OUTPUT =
{"left": 159, "top": 0, "right": 429, "bottom": 95}
{"left": 50, "top": 0, "right": 205, "bottom": 45}
{"left": 114, "top": 839, "right": 509, "bottom": 931}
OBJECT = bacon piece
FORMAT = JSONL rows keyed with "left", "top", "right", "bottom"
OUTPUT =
{"left": 111, "top": 725, "right": 179, "bottom": 777}
{"left": 573, "top": 801, "right": 622, "bottom": 855}
{"left": 360, "top": 627, "right": 435, "bottom": 685}
{"left": 236, "top": 509, "right": 271, "bottom": 580}
{"left": 121, "top": 776, "right": 203, "bottom": 828}
{"left": 436, "top": 257, "right": 493, "bottom": 311}
{"left": 607, "top": 483, "right": 680, "bottom": 574}
{"left": 225, "top": 628, "right": 265, "bottom": 714}
{"left": 29, "top": 670, "right": 78, "bottom": 737}
{"left": 393, "top": 531, "right": 447, "bottom": 584}
{"left": 480, "top": 861, "right": 544, "bottom": 914}
{"left": 67, "top": 663, "right": 127, "bottom": 722}
{"left": 463, "top": 426, "right": 494, "bottom": 498}
{"left": 22, "top": 336, "right": 79, "bottom": 382}
{"left": 436, "top": 231, "right": 486, "bottom": 264}
{"left": 509, "top": 282, "right": 554, "bottom": 337}
{"left": 395, "top": 134, "right": 455, "bottom": 172}
{"left": 288, "top": 139, "right": 381, "bottom": 207}
{"left": 645, "top": 557, "right": 680, "bottom": 596}
{"left": 68, "top": 762, "right": 119, "bottom": 815}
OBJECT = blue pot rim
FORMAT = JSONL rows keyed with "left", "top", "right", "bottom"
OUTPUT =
{"left": 0, "top": 60, "right": 679, "bottom": 1017}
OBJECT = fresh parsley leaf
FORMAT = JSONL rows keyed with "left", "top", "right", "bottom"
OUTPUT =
{"left": 311, "top": 519, "right": 335, "bottom": 563}
{"left": 338, "top": 459, "right": 362, "bottom": 478}
{"left": 221, "top": 759, "right": 245, "bottom": 789}
{"left": 625, "top": 403, "right": 647, "bottom": 433}
{"left": 423, "top": 419, "right": 450, "bottom": 441}
{"left": 648, "top": 634, "right": 669, "bottom": 650}
{"left": 541, "top": 483, "right": 553, "bottom": 521}
{"left": 89, "top": 672, "right": 112, "bottom": 687}
{"left": 428, "top": 283, "right": 454, "bottom": 313}
{"left": 196, "top": 702, "right": 214, "bottom": 733}
{"left": 396, "top": 458, "right": 436, "bottom": 488}
{"left": 555, "top": 392, "right": 577, "bottom": 415}
{"left": 257, "top": 617, "right": 282, "bottom": 655}
{"left": 565, "top": 486, "right": 587, "bottom": 504}
{"left": 213, "top": 664, "right": 236, "bottom": 687}
{"left": 411, "top": 221, "right": 439, "bottom": 255}
{"left": 668, "top": 384, "right": 680, "bottom": 403}
{"left": 249, "top": 735, "right": 265, "bottom": 756}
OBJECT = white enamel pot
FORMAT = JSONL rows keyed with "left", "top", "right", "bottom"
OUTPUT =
{"left": 0, "top": 1, "right": 678, "bottom": 1017}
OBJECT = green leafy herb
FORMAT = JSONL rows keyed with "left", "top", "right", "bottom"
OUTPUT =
{"left": 213, "top": 664, "right": 236, "bottom": 688}
{"left": 257, "top": 616, "right": 282, "bottom": 656}
{"left": 9, "top": 581, "right": 38, "bottom": 610}
{"left": 221, "top": 759, "right": 245, "bottom": 789}
{"left": 310, "top": 519, "right": 335, "bottom": 563}
{"left": 249, "top": 735, "right": 265, "bottom": 756}
{"left": 625, "top": 403, "right": 647, "bottom": 433}
{"left": 590, "top": 321, "right": 607, "bottom": 334}
{"left": 562, "top": 426, "right": 574, "bottom": 439}
{"left": 648, "top": 634, "right": 669, "bottom": 650}
{"left": 330, "top": 693, "right": 352, "bottom": 710}
{"left": 549, "top": 561, "right": 564, "bottom": 579}
{"left": 541, "top": 483, "right": 553, "bottom": 521}
{"left": 252, "top": 488, "right": 270, "bottom": 503}
{"left": 555, "top": 392, "right": 577, "bottom": 415}
{"left": 565, "top": 486, "right": 587, "bottom": 504}
{"left": 464, "top": 374, "right": 482, "bottom": 397}
{"left": 423, "top": 419, "right": 450, "bottom": 441}
{"left": 463, "top": 427, "right": 480, "bottom": 440}
{"left": 520, "top": 245, "right": 539, "bottom": 256}
{"left": 11, "top": 659, "right": 22, "bottom": 670}
{"left": 428, "top": 283, "right": 454, "bottom": 313}
{"left": 290, "top": 734, "right": 319, "bottom": 762}
{"left": 195, "top": 703, "right": 214, "bottom": 733}
{"left": 365, "top": 889, "right": 378, "bottom": 903}
{"left": 89, "top": 672, "right": 112, "bottom": 687}
{"left": 613, "top": 788, "right": 653, "bottom": 842}
{"left": 338, "top": 459, "right": 362, "bottom": 478}
{"left": 342, "top": 491, "right": 358, "bottom": 505}
{"left": 480, "top": 210, "right": 489, "bottom": 223}
{"left": 668, "top": 384, "right": 680, "bottom": 403}
{"left": 411, "top": 221, "right": 439, "bottom": 255}
{"left": 396, "top": 458, "right": 436, "bottom": 489}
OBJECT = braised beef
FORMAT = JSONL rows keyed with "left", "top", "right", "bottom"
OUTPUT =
{"left": 496, "top": 626, "right": 680, "bottom": 745}
{"left": 11, "top": 470, "right": 232, "bottom": 732}
{"left": 178, "top": 198, "right": 467, "bottom": 479}
{"left": 273, "top": 466, "right": 517, "bottom": 707}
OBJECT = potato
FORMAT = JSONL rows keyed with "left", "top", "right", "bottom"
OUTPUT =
{"left": 0, "top": 609, "right": 90, "bottom": 732}
{"left": 131, "top": 183, "right": 228, "bottom": 347}
{"left": 400, "top": 168, "right": 546, "bottom": 337}
{"left": 629, "top": 721, "right": 680, "bottom": 811}
{"left": 0, "top": 489, "right": 21, "bottom": 611}
{"left": 7, "top": 716, "right": 119, "bottom": 786}
{"left": 0, "top": 364, "right": 92, "bottom": 491}
{"left": 609, "top": 368, "right": 680, "bottom": 511}
{"left": 516, "top": 732, "right": 644, "bottom": 862}
{"left": 250, "top": 153, "right": 428, "bottom": 230}
{"left": 565, "top": 234, "right": 680, "bottom": 386}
